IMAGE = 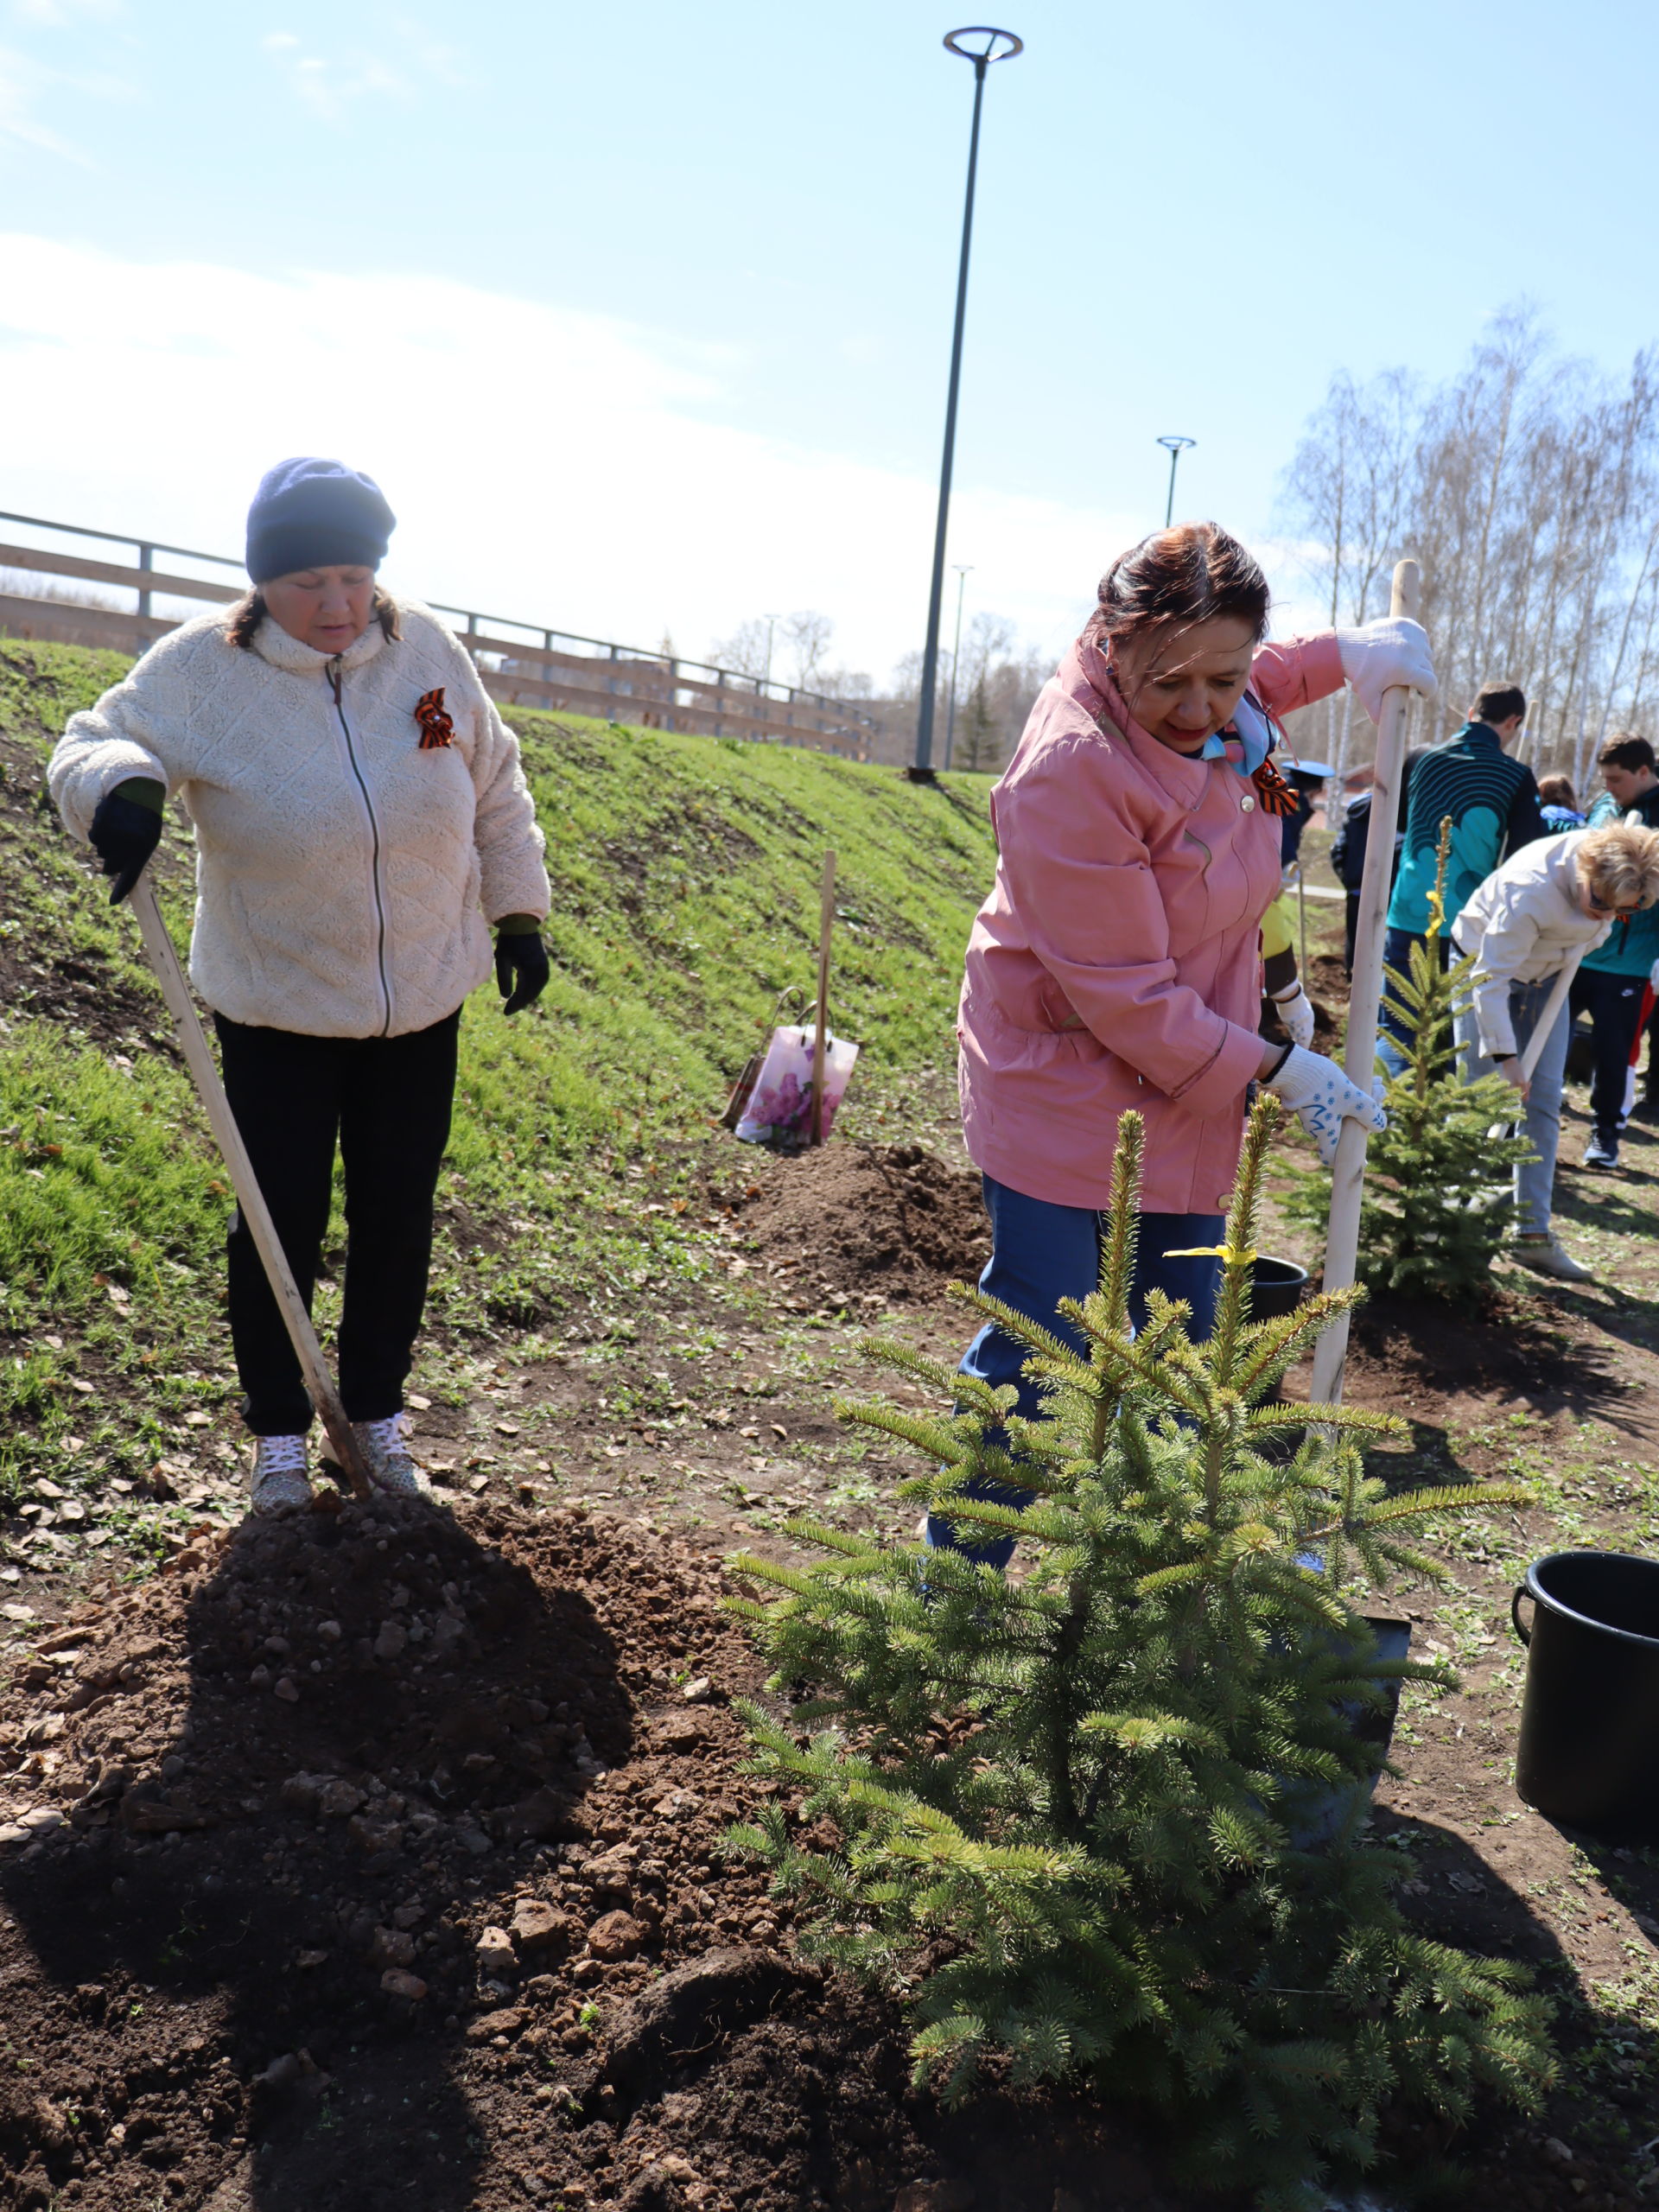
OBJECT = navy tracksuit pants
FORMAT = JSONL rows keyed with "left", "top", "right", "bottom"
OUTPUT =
{"left": 934, "top": 1177, "right": 1224, "bottom": 1567}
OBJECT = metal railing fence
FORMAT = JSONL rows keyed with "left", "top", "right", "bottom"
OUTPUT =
{"left": 0, "top": 510, "right": 875, "bottom": 760}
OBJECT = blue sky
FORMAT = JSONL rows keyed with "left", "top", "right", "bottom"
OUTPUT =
{"left": 2, "top": 0, "right": 1656, "bottom": 679}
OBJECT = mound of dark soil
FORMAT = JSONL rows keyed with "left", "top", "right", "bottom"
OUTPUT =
{"left": 0, "top": 1496, "right": 1627, "bottom": 2212}
{"left": 0, "top": 1498, "right": 803, "bottom": 2210}
{"left": 0, "top": 1496, "right": 1200, "bottom": 2212}
{"left": 1346, "top": 1286, "right": 1613, "bottom": 1417}
{"left": 738, "top": 1142, "right": 988, "bottom": 1306}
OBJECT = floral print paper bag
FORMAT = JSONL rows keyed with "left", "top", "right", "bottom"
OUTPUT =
{"left": 734, "top": 1025, "right": 860, "bottom": 1147}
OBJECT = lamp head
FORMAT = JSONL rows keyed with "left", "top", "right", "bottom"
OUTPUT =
{"left": 943, "top": 26, "right": 1022, "bottom": 64}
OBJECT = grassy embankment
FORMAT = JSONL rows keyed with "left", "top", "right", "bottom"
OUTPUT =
{"left": 0, "top": 638, "right": 995, "bottom": 1549}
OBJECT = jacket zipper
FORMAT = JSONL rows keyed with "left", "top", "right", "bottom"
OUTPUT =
{"left": 327, "top": 658, "right": 393, "bottom": 1036}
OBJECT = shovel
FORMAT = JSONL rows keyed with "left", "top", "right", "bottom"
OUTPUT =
{"left": 1484, "top": 950, "right": 1583, "bottom": 1141}
{"left": 128, "top": 872, "right": 372, "bottom": 1500}
{"left": 1310, "top": 560, "right": 1421, "bottom": 1410}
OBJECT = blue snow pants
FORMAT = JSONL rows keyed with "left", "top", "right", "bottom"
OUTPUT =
{"left": 930, "top": 1176, "right": 1224, "bottom": 1567}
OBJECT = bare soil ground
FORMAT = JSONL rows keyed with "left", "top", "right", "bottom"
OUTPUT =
{"left": 9, "top": 916, "right": 1659, "bottom": 2208}
{"left": 0, "top": 1490, "right": 1222, "bottom": 2212}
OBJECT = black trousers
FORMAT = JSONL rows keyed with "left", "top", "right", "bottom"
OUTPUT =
{"left": 214, "top": 1010, "right": 460, "bottom": 1436}
{"left": 1568, "top": 969, "right": 1646, "bottom": 1141}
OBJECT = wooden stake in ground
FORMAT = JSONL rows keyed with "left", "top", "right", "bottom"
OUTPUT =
{"left": 128, "top": 873, "right": 372, "bottom": 1499}
{"left": 810, "top": 849, "right": 836, "bottom": 1146}
{"left": 1309, "top": 558, "right": 1421, "bottom": 1409}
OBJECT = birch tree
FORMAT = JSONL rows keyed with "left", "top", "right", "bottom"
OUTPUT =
{"left": 1278, "top": 306, "right": 1659, "bottom": 789}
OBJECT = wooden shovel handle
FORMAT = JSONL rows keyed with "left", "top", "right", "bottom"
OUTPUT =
{"left": 129, "top": 874, "right": 372, "bottom": 1498}
{"left": 810, "top": 851, "right": 836, "bottom": 1145}
{"left": 1310, "top": 558, "right": 1421, "bottom": 1411}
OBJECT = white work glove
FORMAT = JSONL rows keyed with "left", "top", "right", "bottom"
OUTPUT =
{"left": 1264, "top": 1046, "right": 1389, "bottom": 1167}
{"left": 1336, "top": 617, "right": 1438, "bottom": 728}
{"left": 1268, "top": 981, "right": 1316, "bottom": 1049}
{"left": 1649, "top": 958, "right": 1659, "bottom": 991}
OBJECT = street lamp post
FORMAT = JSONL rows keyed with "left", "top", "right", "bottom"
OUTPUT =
{"left": 1157, "top": 434, "right": 1196, "bottom": 528}
{"left": 943, "top": 563, "right": 973, "bottom": 771}
{"left": 912, "top": 26, "right": 1022, "bottom": 779}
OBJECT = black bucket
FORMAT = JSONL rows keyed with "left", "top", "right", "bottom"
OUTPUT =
{"left": 1513, "top": 1551, "right": 1659, "bottom": 1837}
{"left": 1249, "top": 1255, "right": 1307, "bottom": 1321}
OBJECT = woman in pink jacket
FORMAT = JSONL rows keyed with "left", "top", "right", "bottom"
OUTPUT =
{"left": 943, "top": 523, "right": 1432, "bottom": 1562}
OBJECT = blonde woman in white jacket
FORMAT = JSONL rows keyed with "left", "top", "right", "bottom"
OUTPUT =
{"left": 49, "top": 459, "right": 552, "bottom": 1516}
{"left": 1451, "top": 821, "right": 1659, "bottom": 1281}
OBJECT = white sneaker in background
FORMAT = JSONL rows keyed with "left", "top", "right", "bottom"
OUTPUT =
{"left": 1510, "top": 1233, "right": 1594, "bottom": 1283}
{"left": 250, "top": 1434, "right": 314, "bottom": 1516}
{"left": 351, "top": 1413, "right": 429, "bottom": 1499}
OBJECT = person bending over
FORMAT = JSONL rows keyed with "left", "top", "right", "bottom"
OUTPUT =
{"left": 1453, "top": 821, "right": 1659, "bottom": 1279}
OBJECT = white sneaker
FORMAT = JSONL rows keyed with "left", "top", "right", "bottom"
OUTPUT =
{"left": 251, "top": 1434, "right": 315, "bottom": 1516}
{"left": 351, "top": 1414, "right": 429, "bottom": 1499}
{"left": 1510, "top": 1233, "right": 1594, "bottom": 1282}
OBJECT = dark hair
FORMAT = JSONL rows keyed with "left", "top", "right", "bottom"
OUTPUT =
{"left": 224, "top": 585, "right": 402, "bottom": 651}
{"left": 1599, "top": 732, "right": 1657, "bottom": 775}
{"left": 1537, "top": 773, "right": 1579, "bottom": 809}
{"left": 1085, "top": 523, "right": 1270, "bottom": 651}
{"left": 1471, "top": 683, "right": 1526, "bottom": 727}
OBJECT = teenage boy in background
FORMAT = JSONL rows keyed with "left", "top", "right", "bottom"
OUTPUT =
{"left": 1571, "top": 734, "right": 1659, "bottom": 1168}
{"left": 1380, "top": 683, "right": 1546, "bottom": 1063}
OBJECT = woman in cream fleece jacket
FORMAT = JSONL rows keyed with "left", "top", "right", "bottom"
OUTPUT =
{"left": 49, "top": 456, "right": 552, "bottom": 1516}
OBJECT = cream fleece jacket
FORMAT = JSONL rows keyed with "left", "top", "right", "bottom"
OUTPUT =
{"left": 1450, "top": 830, "right": 1611, "bottom": 1058}
{"left": 50, "top": 601, "right": 550, "bottom": 1039}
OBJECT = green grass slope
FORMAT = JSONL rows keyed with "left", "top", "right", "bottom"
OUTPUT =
{"left": 0, "top": 639, "right": 995, "bottom": 1519}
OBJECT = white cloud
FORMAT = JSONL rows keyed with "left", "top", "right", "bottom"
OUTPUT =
{"left": 384, "top": 14, "right": 465, "bottom": 87}
{"left": 0, "top": 233, "right": 1145, "bottom": 678}
{"left": 0, "top": 43, "right": 86, "bottom": 156}
{"left": 9, "top": 0, "right": 119, "bottom": 22}
{"left": 260, "top": 16, "right": 465, "bottom": 124}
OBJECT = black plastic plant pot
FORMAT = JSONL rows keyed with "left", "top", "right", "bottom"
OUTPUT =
{"left": 1513, "top": 1551, "right": 1659, "bottom": 1838}
{"left": 1282, "top": 1615, "right": 1411, "bottom": 1850}
{"left": 1249, "top": 1255, "right": 1308, "bottom": 1321}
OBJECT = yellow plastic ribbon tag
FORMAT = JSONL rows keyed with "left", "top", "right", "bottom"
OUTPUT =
{"left": 1165, "top": 1243, "right": 1257, "bottom": 1263}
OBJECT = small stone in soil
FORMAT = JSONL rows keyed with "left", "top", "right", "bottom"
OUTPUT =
{"left": 512, "top": 1897, "right": 570, "bottom": 1954}
{"left": 587, "top": 1910, "right": 645, "bottom": 1961}
{"left": 371, "top": 1926, "right": 416, "bottom": 1969}
{"left": 476, "top": 1926, "right": 517, "bottom": 1975}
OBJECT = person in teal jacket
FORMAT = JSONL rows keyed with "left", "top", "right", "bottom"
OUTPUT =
{"left": 1571, "top": 734, "right": 1659, "bottom": 1167}
{"left": 1380, "top": 683, "right": 1546, "bottom": 1062}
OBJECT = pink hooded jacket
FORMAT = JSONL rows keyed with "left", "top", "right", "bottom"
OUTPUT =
{"left": 957, "top": 630, "right": 1345, "bottom": 1214}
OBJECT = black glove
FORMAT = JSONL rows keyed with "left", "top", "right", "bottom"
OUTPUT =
{"left": 87, "top": 786, "right": 162, "bottom": 906}
{"left": 494, "top": 928, "right": 550, "bottom": 1015}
